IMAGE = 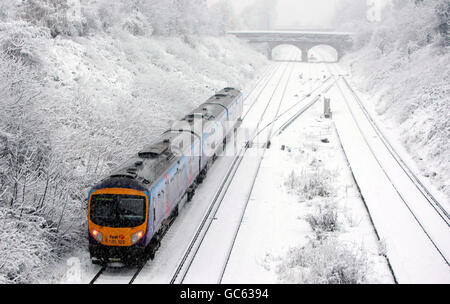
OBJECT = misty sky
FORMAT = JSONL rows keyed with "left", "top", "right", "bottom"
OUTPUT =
{"left": 275, "top": 0, "right": 338, "bottom": 28}
{"left": 208, "top": 0, "right": 390, "bottom": 28}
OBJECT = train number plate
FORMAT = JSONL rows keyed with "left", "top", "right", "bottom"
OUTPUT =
{"left": 105, "top": 235, "right": 126, "bottom": 245}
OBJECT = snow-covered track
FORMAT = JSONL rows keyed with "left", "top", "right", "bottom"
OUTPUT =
{"left": 89, "top": 263, "right": 145, "bottom": 284}
{"left": 216, "top": 61, "right": 299, "bottom": 283}
{"left": 89, "top": 266, "right": 106, "bottom": 284}
{"left": 169, "top": 142, "right": 247, "bottom": 284}
{"left": 242, "top": 59, "right": 288, "bottom": 121}
{"left": 340, "top": 76, "right": 450, "bottom": 225}
{"left": 330, "top": 67, "right": 450, "bottom": 282}
{"left": 327, "top": 63, "right": 449, "bottom": 226}
{"left": 173, "top": 55, "right": 343, "bottom": 283}
{"left": 335, "top": 76, "right": 450, "bottom": 267}
{"left": 273, "top": 76, "right": 336, "bottom": 136}
{"left": 170, "top": 55, "right": 301, "bottom": 284}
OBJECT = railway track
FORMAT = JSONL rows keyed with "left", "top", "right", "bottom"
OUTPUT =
{"left": 169, "top": 55, "right": 299, "bottom": 284}
{"left": 340, "top": 75, "right": 450, "bottom": 225}
{"left": 328, "top": 64, "right": 450, "bottom": 268}
{"left": 170, "top": 54, "right": 340, "bottom": 284}
{"left": 88, "top": 52, "right": 299, "bottom": 285}
{"left": 242, "top": 52, "right": 297, "bottom": 121}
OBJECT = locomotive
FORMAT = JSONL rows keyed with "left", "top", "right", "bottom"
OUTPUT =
{"left": 88, "top": 88, "right": 243, "bottom": 264}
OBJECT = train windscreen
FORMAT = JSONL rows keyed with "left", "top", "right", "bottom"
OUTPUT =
{"left": 90, "top": 194, "right": 146, "bottom": 228}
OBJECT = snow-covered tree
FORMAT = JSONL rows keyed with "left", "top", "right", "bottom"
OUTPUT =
{"left": 208, "top": 0, "right": 237, "bottom": 34}
{"left": 239, "top": 0, "right": 277, "bottom": 30}
{"left": 18, "top": 0, "right": 87, "bottom": 37}
{"left": 435, "top": 0, "right": 450, "bottom": 46}
{"left": 331, "top": 0, "right": 368, "bottom": 30}
{"left": 368, "top": 0, "right": 444, "bottom": 55}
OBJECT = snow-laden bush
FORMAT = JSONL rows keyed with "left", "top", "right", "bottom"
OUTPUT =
{"left": 369, "top": 0, "right": 440, "bottom": 55}
{"left": 0, "top": 53, "right": 49, "bottom": 190}
{"left": 0, "top": 47, "right": 88, "bottom": 284}
{"left": 0, "top": 0, "right": 20, "bottom": 21}
{"left": 10, "top": 0, "right": 224, "bottom": 38}
{"left": 18, "top": 0, "right": 88, "bottom": 38}
{"left": 285, "top": 163, "right": 336, "bottom": 201}
{"left": 0, "top": 21, "right": 50, "bottom": 62}
{"left": 0, "top": 207, "right": 54, "bottom": 283}
{"left": 435, "top": 0, "right": 450, "bottom": 46}
{"left": 277, "top": 238, "right": 369, "bottom": 284}
{"left": 0, "top": 52, "right": 53, "bottom": 283}
{"left": 122, "top": 11, "right": 151, "bottom": 36}
{"left": 306, "top": 203, "right": 339, "bottom": 239}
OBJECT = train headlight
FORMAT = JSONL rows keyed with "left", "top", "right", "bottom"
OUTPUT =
{"left": 91, "top": 229, "right": 103, "bottom": 243}
{"left": 131, "top": 231, "right": 144, "bottom": 245}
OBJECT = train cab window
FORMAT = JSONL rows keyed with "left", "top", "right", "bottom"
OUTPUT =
{"left": 117, "top": 198, "right": 146, "bottom": 226}
{"left": 90, "top": 194, "right": 146, "bottom": 228}
{"left": 90, "top": 196, "right": 115, "bottom": 222}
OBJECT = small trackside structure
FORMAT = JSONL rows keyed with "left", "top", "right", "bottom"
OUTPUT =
{"left": 324, "top": 97, "right": 332, "bottom": 119}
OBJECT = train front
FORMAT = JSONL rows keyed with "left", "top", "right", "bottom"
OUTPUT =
{"left": 88, "top": 179, "right": 150, "bottom": 264}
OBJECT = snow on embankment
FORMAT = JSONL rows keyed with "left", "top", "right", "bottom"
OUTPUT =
{"left": 341, "top": 1, "right": 449, "bottom": 202}
{"left": 0, "top": 9, "right": 267, "bottom": 283}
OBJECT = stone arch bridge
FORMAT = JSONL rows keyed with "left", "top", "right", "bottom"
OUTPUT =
{"left": 228, "top": 30, "right": 353, "bottom": 62}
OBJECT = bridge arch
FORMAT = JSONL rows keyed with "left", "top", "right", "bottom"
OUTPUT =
{"left": 270, "top": 44, "right": 303, "bottom": 62}
{"left": 268, "top": 43, "right": 310, "bottom": 62}
{"left": 268, "top": 42, "right": 343, "bottom": 62}
{"left": 307, "top": 44, "right": 340, "bottom": 62}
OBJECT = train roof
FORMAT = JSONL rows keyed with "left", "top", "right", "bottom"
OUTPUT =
{"left": 183, "top": 88, "right": 242, "bottom": 123}
{"left": 105, "top": 131, "right": 194, "bottom": 187}
{"left": 94, "top": 88, "right": 242, "bottom": 190}
{"left": 205, "top": 87, "right": 241, "bottom": 107}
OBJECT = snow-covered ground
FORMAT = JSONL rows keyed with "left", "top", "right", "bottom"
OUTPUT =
{"left": 219, "top": 60, "right": 394, "bottom": 284}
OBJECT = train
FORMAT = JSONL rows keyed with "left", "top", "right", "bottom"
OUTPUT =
{"left": 88, "top": 88, "right": 244, "bottom": 264}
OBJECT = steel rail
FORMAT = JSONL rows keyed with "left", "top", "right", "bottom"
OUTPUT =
{"left": 334, "top": 75, "right": 449, "bottom": 266}
{"left": 170, "top": 54, "right": 300, "bottom": 284}
{"left": 340, "top": 76, "right": 450, "bottom": 225}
